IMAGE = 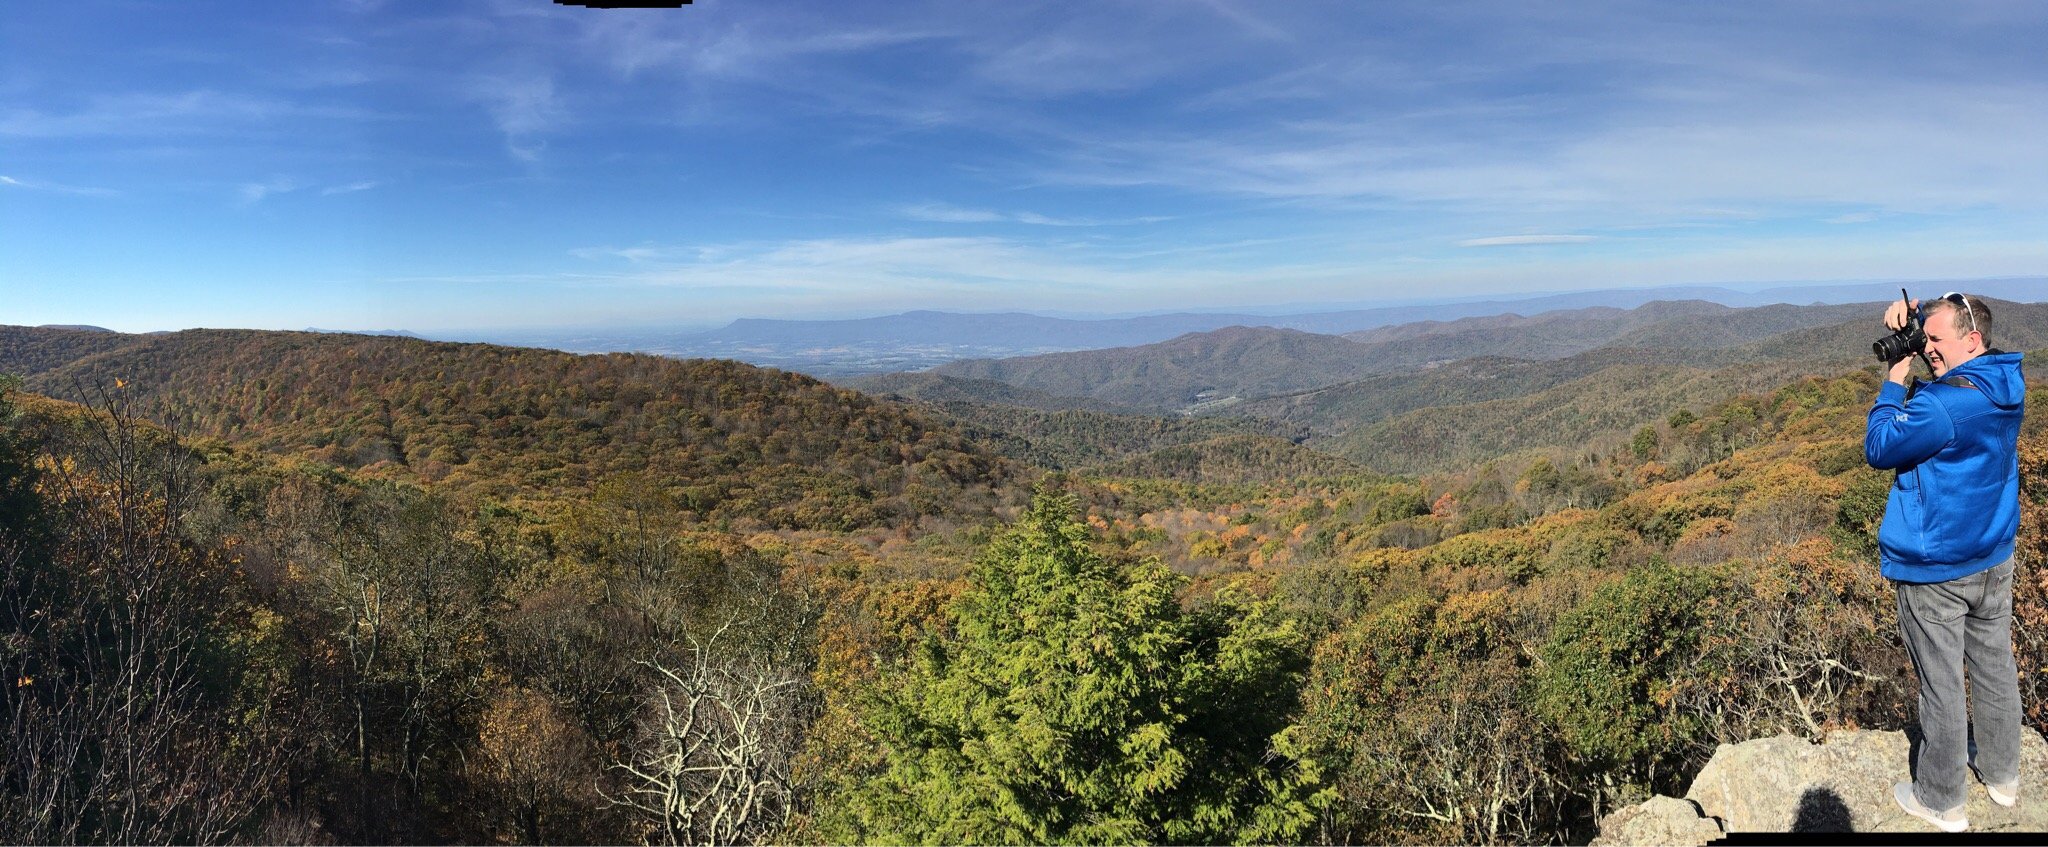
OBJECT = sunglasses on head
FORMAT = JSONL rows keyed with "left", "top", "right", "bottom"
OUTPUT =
{"left": 1936, "top": 291, "right": 1980, "bottom": 336}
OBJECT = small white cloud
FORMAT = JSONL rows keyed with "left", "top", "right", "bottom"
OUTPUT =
{"left": 1459, "top": 235, "right": 1599, "bottom": 247}
{"left": 320, "top": 180, "right": 381, "bottom": 195}
{"left": 507, "top": 139, "right": 546, "bottom": 164}
{"left": 1826, "top": 212, "right": 1880, "bottom": 224}
{"left": 239, "top": 177, "right": 301, "bottom": 204}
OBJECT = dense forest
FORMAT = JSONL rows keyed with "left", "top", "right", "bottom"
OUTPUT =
{"left": 2, "top": 327, "right": 1024, "bottom": 531}
{"left": 6, "top": 307, "right": 2048, "bottom": 845}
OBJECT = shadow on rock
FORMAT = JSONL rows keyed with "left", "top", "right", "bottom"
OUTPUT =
{"left": 1790, "top": 786, "right": 1854, "bottom": 833}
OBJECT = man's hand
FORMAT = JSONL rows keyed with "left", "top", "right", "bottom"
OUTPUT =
{"left": 1888, "top": 355, "right": 1915, "bottom": 386}
{"left": 1885, "top": 298, "right": 1920, "bottom": 386}
{"left": 1886, "top": 298, "right": 1921, "bottom": 331}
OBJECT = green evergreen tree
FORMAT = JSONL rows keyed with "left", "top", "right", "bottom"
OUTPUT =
{"left": 1533, "top": 562, "right": 1734, "bottom": 792}
{"left": 830, "top": 489, "right": 1326, "bottom": 845}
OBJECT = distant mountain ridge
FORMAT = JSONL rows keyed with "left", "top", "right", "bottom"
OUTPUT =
{"left": 900, "top": 297, "right": 2048, "bottom": 474}
{"left": 689, "top": 278, "right": 2048, "bottom": 350}
{"left": 49, "top": 282, "right": 2037, "bottom": 377}
{"left": 918, "top": 300, "right": 1896, "bottom": 414}
{"left": 449, "top": 278, "right": 2048, "bottom": 376}
{"left": 1343, "top": 300, "right": 1734, "bottom": 344}
{"left": 304, "top": 327, "right": 423, "bottom": 338}
{"left": 1260, "top": 297, "right": 2048, "bottom": 472}
{"left": 701, "top": 310, "right": 1265, "bottom": 348}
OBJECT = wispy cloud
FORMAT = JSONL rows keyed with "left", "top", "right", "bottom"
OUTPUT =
{"left": 896, "top": 203, "right": 1006, "bottom": 224}
{"left": 553, "top": 235, "right": 1179, "bottom": 299}
{"left": 319, "top": 180, "right": 381, "bottom": 195}
{"left": 918, "top": 6, "right": 2048, "bottom": 224}
{"left": 0, "top": 90, "right": 367, "bottom": 138}
{"left": 570, "top": 245, "right": 684, "bottom": 263}
{"left": 1460, "top": 235, "right": 1598, "bottom": 247}
{"left": 1188, "top": 0, "right": 1295, "bottom": 44}
{"left": 0, "top": 174, "right": 118, "bottom": 196}
{"left": 895, "top": 202, "right": 1169, "bottom": 227}
{"left": 238, "top": 177, "right": 302, "bottom": 204}
{"left": 466, "top": 72, "right": 563, "bottom": 162}
{"left": 519, "top": 234, "right": 1390, "bottom": 320}
{"left": 594, "top": 17, "right": 945, "bottom": 81}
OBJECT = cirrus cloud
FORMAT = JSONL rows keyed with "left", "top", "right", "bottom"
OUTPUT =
{"left": 1459, "top": 235, "right": 1598, "bottom": 247}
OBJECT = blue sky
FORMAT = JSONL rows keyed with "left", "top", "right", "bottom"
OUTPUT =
{"left": 4, "top": 1, "right": 2045, "bottom": 334}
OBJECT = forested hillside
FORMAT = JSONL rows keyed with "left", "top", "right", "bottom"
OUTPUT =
{"left": 1, "top": 385, "right": 839, "bottom": 843}
{"left": 916, "top": 402, "right": 1295, "bottom": 470}
{"left": 847, "top": 371, "right": 1323, "bottom": 473}
{"left": 932, "top": 325, "right": 1374, "bottom": 411}
{"left": 2, "top": 328, "right": 1025, "bottom": 530}
{"left": 842, "top": 371, "right": 1139, "bottom": 413}
{"left": 1320, "top": 359, "right": 1824, "bottom": 475}
{"left": 1085, "top": 433, "right": 1369, "bottom": 484}
{"left": 0, "top": 324, "right": 150, "bottom": 377}
{"left": 1231, "top": 348, "right": 1718, "bottom": 440}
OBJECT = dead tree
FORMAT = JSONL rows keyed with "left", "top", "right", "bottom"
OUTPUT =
{"left": 610, "top": 631, "right": 807, "bottom": 846}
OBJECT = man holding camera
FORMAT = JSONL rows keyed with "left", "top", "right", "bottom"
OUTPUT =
{"left": 1865, "top": 292, "right": 2026, "bottom": 832}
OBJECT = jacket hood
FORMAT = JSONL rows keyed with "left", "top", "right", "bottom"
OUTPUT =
{"left": 1944, "top": 350, "right": 2026, "bottom": 408}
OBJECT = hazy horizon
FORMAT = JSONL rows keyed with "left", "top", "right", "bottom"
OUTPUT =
{"left": 22, "top": 275, "right": 2047, "bottom": 339}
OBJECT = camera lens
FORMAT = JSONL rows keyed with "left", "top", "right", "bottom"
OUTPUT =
{"left": 1872, "top": 324, "right": 1925, "bottom": 362}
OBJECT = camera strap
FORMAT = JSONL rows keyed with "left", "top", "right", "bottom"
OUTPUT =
{"left": 1903, "top": 351, "right": 1935, "bottom": 402}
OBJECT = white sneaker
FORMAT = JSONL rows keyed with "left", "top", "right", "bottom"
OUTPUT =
{"left": 1971, "top": 761, "right": 2019, "bottom": 807}
{"left": 1895, "top": 782, "right": 1968, "bottom": 832}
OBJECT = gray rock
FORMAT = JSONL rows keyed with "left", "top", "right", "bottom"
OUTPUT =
{"left": 1595, "top": 727, "right": 2048, "bottom": 840}
{"left": 1590, "top": 795, "right": 1724, "bottom": 846}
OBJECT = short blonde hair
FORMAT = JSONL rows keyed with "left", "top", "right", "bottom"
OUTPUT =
{"left": 1925, "top": 294, "right": 1993, "bottom": 346}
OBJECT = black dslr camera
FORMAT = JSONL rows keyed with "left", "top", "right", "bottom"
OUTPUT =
{"left": 1872, "top": 288, "right": 1925, "bottom": 362}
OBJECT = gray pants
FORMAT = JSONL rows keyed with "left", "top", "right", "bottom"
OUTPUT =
{"left": 1896, "top": 558, "right": 2023, "bottom": 812}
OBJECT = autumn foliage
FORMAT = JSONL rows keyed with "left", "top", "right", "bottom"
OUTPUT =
{"left": 0, "top": 329, "right": 2042, "bottom": 845}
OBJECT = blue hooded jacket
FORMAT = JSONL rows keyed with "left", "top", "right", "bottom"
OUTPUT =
{"left": 1865, "top": 350, "right": 2026, "bottom": 583}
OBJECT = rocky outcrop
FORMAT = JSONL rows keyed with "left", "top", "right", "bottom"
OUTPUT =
{"left": 1593, "top": 728, "right": 2048, "bottom": 844}
{"left": 1589, "top": 795, "right": 1725, "bottom": 846}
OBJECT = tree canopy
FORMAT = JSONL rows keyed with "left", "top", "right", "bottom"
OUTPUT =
{"left": 823, "top": 490, "right": 1327, "bottom": 845}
